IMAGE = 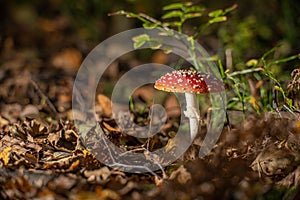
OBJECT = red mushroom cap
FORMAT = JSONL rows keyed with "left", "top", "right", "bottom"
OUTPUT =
{"left": 154, "top": 70, "right": 224, "bottom": 94}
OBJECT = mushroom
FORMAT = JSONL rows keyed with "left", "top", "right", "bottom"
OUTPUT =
{"left": 154, "top": 69, "right": 224, "bottom": 141}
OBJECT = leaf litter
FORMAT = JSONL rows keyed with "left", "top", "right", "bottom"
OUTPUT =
{"left": 1, "top": 95, "right": 300, "bottom": 199}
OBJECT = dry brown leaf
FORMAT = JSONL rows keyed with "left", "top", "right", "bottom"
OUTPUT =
{"left": 96, "top": 188, "right": 120, "bottom": 200}
{"left": 131, "top": 85, "right": 155, "bottom": 102}
{"left": 4, "top": 176, "right": 33, "bottom": 193}
{"left": 84, "top": 166, "right": 111, "bottom": 181}
{"left": 20, "top": 105, "right": 39, "bottom": 117}
{"left": 97, "top": 94, "right": 112, "bottom": 117}
{"left": 0, "top": 116, "right": 10, "bottom": 127}
{"left": 38, "top": 17, "right": 69, "bottom": 33}
{"left": 26, "top": 143, "right": 43, "bottom": 153}
{"left": 41, "top": 155, "right": 73, "bottom": 170}
{"left": 68, "top": 159, "right": 80, "bottom": 171}
{"left": 151, "top": 50, "right": 169, "bottom": 64}
{"left": 277, "top": 165, "right": 300, "bottom": 187}
{"left": 79, "top": 149, "right": 102, "bottom": 170}
{"left": 118, "top": 181, "right": 137, "bottom": 195}
{"left": 169, "top": 165, "right": 191, "bottom": 184}
{"left": 164, "top": 95, "right": 181, "bottom": 117}
{"left": 49, "top": 175, "right": 77, "bottom": 191}
{"left": 58, "top": 93, "right": 72, "bottom": 104}
{"left": 102, "top": 121, "right": 120, "bottom": 132}
{"left": 154, "top": 176, "right": 164, "bottom": 187}
{"left": 1, "top": 104, "right": 22, "bottom": 123}
{"left": 24, "top": 152, "right": 38, "bottom": 164}
{"left": 25, "top": 119, "right": 49, "bottom": 138}
{"left": 64, "top": 129, "right": 78, "bottom": 142}
{"left": 295, "top": 120, "right": 300, "bottom": 133}
{"left": 75, "top": 192, "right": 100, "bottom": 200}
{"left": 251, "top": 143, "right": 299, "bottom": 176}
{"left": 47, "top": 132, "right": 61, "bottom": 147}
{"left": 51, "top": 48, "right": 82, "bottom": 73}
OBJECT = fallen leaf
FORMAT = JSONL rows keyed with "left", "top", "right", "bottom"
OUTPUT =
{"left": 0, "top": 147, "right": 12, "bottom": 165}
{"left": 64, "top": 129, "right": 78, "bottom": 142}
{"left": 151, "top": 50, "right": 169, "bottom": 64}
{"left": 48, "top": 174, "right": 77, "bottom": 191}
{"left": 164, "top": 95, "right": 181, "bottom": 117}
{"left": 51, "top": 48, "right": 82, "bottom": 73}
{"left": 169, "top": 165, "right": 191, "bottom": 184}
{"left": 277, "top": 165, "right": 300, "bottom": 187}
{"left": 24, "top": 152, "right": 38, "bottom": 164}
{"left": 165, "top": 138, "right": 176, "bottom": 152}
{"left": 84, "top": 166, "right": 111, "bottom": 182}
{"left": 96, "top": 188, "right": 120, "bottom": 200}
{"left": 47, "top": 132, "right": 61, "bottom": 147}
{"left": 154, "top": 176, "right": 164, "bottom": 187}
{"left": 20, "top": 105, "right": 39, "bottom": 117}
{"left": 97, "top": 94, "right": 112, "bottom": 117}
{"left": 68, "top": 159, "right": 80, "bottom": 171}
{"left": 131, "top": 85, "right": 155, "bottom": 102}
{"left": 58, "top": 93, "right": 72, "bottom": 104}
{"left": 118, "top": 181, "right": 137, "bottom": 195}
{"left": 0, "top": 115, "right": 9, "bottom": 127}
{"left": 102, "top": 121, "right": 120, "bottom": 132}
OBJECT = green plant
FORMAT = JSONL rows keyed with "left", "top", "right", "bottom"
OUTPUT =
{"left": 110, "top": 2, "right": 237, "bottom": 72}
{"left": 222, "top": 47, "right": 299, "bottom": 113}
{"left": 111, "top": 2, "right": 237, "bottom": 34}
{"left": 111, "top": 2, "right": 300, "bottom": 114}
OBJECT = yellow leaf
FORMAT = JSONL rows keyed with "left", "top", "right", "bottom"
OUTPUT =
{"left": 295, "top": 121, "right": 300, "bottom": 132}
{"left": 165, "top": 139, "right": 176, "bottom": 152}
{"left": 250, "top": 96, "right": 259, "bottom": 110}
{"left": 68, "top": 159, "right": 80, "bottom": 171}
{"left": 0, "top": 147, "right": 12, "bottom": 165}
{"left": 83, "top": 149, "right": 91, "bottom": 156}
{"left": 246, "top": 59, "right": 258, "bottom": 67}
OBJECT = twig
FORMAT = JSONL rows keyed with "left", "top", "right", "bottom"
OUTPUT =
{"left": 30, "top": 79, "right": 59, "bottom": 118}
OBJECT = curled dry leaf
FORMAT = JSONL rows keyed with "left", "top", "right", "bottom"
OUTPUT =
{"left": 67, "top": 159, "right": 80, "bottom": 171}
{"left": 251, "top": 144, "right": 300, "bottom": 176}
{"left": 102, "top": 121, "right": 120, "bottom": 132}
{"left": 169, "top": 165, "right": 191, "bottom": 184}
{"left": 97, "top": 94, "right": 112, "bottom": 117}
{"left": 0, "top": 115, "right": 9, "bottom": 128}
{"left": 277, "top": 165, "right": 300, "bottom": 187}
{"left": 118, "top": 181, "right": 137, "bottom": 196}
{"left": 154, "top": 175, "right": 164, "bottom": 187}
{"left": 47, "top": 132, "right": 61, "bottom": 147}
{"left": 84, "top": 166, "right": 111, "bottom": 183}
{"left": 48, "top": 174, "right": 77, "bottom": 191}
{"left": 64, "top": 129, "right": 78, "bottom": 142}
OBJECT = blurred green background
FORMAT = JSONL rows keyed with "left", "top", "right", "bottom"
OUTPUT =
{"left": 1, "top": 0, "right": 299, "bottom": 83}
{"left": 1, "top": 0, "right": 299, "bottom": 56}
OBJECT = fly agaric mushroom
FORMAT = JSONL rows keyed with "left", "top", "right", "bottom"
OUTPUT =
{"left": 154, "top": 69, "right": 224, "bottom": 141}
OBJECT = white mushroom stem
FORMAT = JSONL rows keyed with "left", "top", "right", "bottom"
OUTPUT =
{"left": 183, "top": 93, "right": 200, "bottom": 141}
